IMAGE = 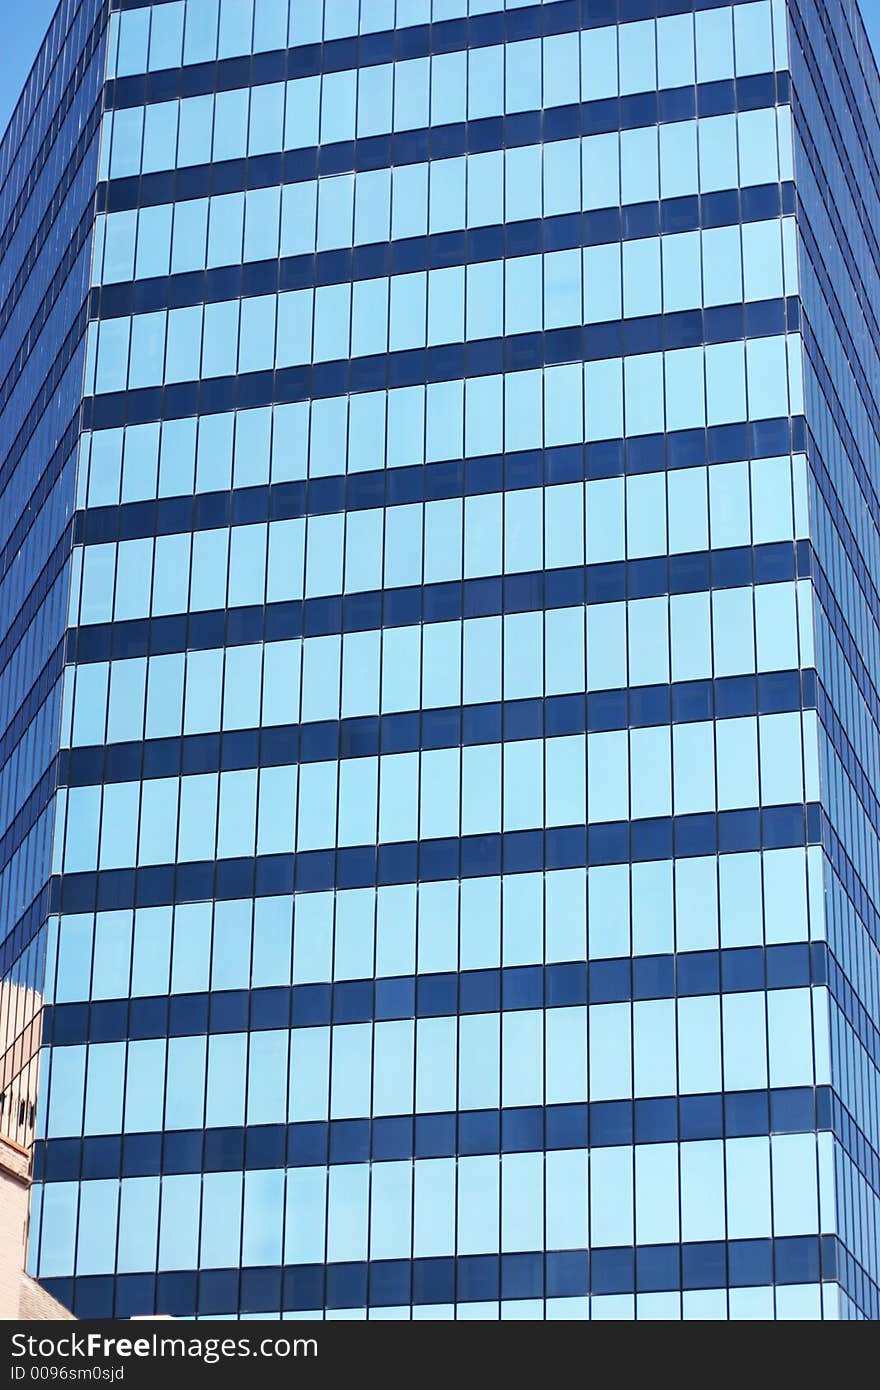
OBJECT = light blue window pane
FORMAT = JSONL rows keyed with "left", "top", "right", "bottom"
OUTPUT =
{"left": 95, "top": 317, "right": 131, "bottom": 394}
{"left": 317, "top": 174, "right": 354, "bottom": 252}
{"left": 680, "top": 1141, "right": 726, "bottom": 1241}
{"left": 47, "top": 1046, "right": 85, "bottom": 1137}
{"left": 712, "top": 588, "right": 756, "bottom": 676}
{"left": 735, "top": 0, "right": 774, "bottom": 74}
{"left": 633, "top": 1001, "right": 677, "bottom": 1104}
{"left": 177, "top": 94, "right": 214, "bottom": 166}
{"left": 288, "top": 1027, "right": 330, "bottom": 1120}
{"left": 544, "top": 248, "right": 581, "bottom": 328}
{"left": 466, "top": 260, "right": 503, "bottom": 340}
{"left": 370, "top": 1161, "right": 413, "bottom": 1260}
{"left": 123, "top": 1038, "right": 166, "bottom": 1132}
{"left": 75, "top": 1180, "right": 118, "bottom": 1276}
{"left": 209, "top": 899, "right": 251, "bottom": 991}
{"left": 55, "top": 914, "right": 94, "bottom": 1004}
{"left": 505, "top": 144, "right": 542, "bottom": 223}
{"left": 505, "top": 254, "right": 542, "bottom": 335}
{"left": 585, "top": 358, "right": 623, "bottom": 440}
{"left": 252, "top": 896, "right": 293, "bottom": 987}
{"left": 219, "top": 0, "right": 254, "bottom": 57}
{"left": 545, "top": 138, "right": 582, "bottom": 215}
{"left": 253, "top": 0, "right": 288, "bottom": 49}
{"left": 632, "top": 861, "right": 674, "bottom": 954}
{"left": 467, "top": 149, "right": 503, "bottom": 227}
{"left": 244, "top": 1030, "right": 288, "bottom": 1127}
{"left": 723, "top": 994, "right": 769, "bottom": 1091}
{"left": 413, "top": 1158, "right": 455, "bottom": 1257}
{"left": 321, "top": 69, "right": 356, "bottom": 144}
{"left": 284, "top": 1168, "right": 327, "bottom": 1264}
{"left": 249, "top": 83, "right": 285, "bottom": 156}
{"left": 243, "top": 1170, "right": 285, "bottom": 1266}
{"left": 64, "top": 786, "right": 100, "bottom": 873}
{"left": 71, "top": 662, "right": 108, "bottom": 745}
{"left": 136, "top": 204, "right": 174, "bottom": 279}
{"left": 177, "top": 773, "right": 219, "bottom": 860}
{"left": 285, "top": 74, "right": 320, "bottom": 148}
{"left": 116, "top": 7, "right": 149, "bottom": 75}
{"left": 738, "top": 107, "right": 780, "bottom": 184}
{"left": 396, "top": 56, "right": 431, "bottom": 129}
{"left": 501, "top": 1152, "right": 543, "bottom": 1252}
{"left": 431, "top": 50, "right": 467, "bottom": 124}
{"left": 109, "top": 107, "right": 144, "bottom": 179}
{"left": 465, "top": 375, "right": 503, "bottom": 457}
{"left": 91, "top": 910, "right": 133, "bottom": 1000}
{"left": 206, "top": 1031, "right": 247, "bottom": 1128}
{"left": 164, "top": 1035, "right": 207, "bottom": 1130}
{"left": 244, "top": 186, "right": 281, "bottom": 261}
{"left": 544, "top": 30, "right": 580, "bottom": 106}
{"left": 148, "top": 2, "right": 184, "bottom": 69}
{"left": 38, "top": 1184, "right": 78, "bottom": 1277}
{"left": 584, "top": 244, "right": 622, "bottom": 322}
{"left": 327, "top": 1165, "right": 370, "bottom": 1262}
{"left": 428, "top": 265, "right": 464, "bottom": 345}
{"left": 158, "top": 1174, "right": 201, "bottom": 1270}
{"left": 131, "top": 906, "right": 172, "bottom": 996}
{"left": 99, "top": 782, "right": 139, "bottom": 869}
{"left": 116, "top": 1176, "right": 160, "bottom": 1273}
{"left": 184, "top": 0, "right": 220, "bottom": 65}
{"left": 660, "top": 122, "right": 698, "bottom": 199}
{"left": 281, "top": 181, "right": 317, "bottom": 257}
{"left": 142, "top": 102, "right": 178, "bottom": 174}
{"left": 746, "top": 336, "right": 789, "bottom": 419}
{"left": 200, "top": 1172, "right": 243, "bottom": 1267}
{"left": 213, "top": 88, "right": 250, "bottom": 162}
{"left": 102, "top": 211, "right": 136, "bottom": 283}
{"left": 706, "top": 341, "right": 746, "bottom": 424}
{"left": 313, "top": 282, "right": 351, "bottom": 361}
{"left": 658, "top": 14, "right": 695, "bottom": 87}
{"left": 622, "top": 126, "right": 659, "bottom": 204}
{"left": 696, "top": 6, "right": 735, "bottom": 82}
{"left": 417, "top": 1015, "right": 458, "bottom": 1112}
{"left": 377, "top": 746, "right": 417, "bottom": 841}
{"left": 354, "top": 167, "right": 390, "bottom": 245}
{"left": 239, "top": 294, "right": 278, "bottom": 373}
{"left": 719, "top": 852, "right": 763, "bottom": 948}
{"left": 165, "top": 305, "right": 202, "bottom": 383}
{"left": 697, "top": 114, "right": 739, "bottom": 194}
{"left": 506, "top": 38, "right": 541, "bottom": 112}
{"left": 357, "top": 61, "right": 393, "bottom": 138}
{"left": 502, "top": 1010, "right": 543, "bottom": 1106}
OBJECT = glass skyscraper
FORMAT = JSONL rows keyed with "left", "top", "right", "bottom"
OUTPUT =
{"left": 2, "top": 0, "right": 879, "bottom": 1321}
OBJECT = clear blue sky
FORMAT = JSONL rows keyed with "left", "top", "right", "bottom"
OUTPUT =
{"left": 1, "top": 1, "right": 880, "bottom": 140}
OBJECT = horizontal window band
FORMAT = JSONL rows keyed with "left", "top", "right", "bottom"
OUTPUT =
{"left": 59, "top": 670, "right": 817, "bottom": 789}
{"left": 75, "top": 418, "right": 806, "bottom": 549}
{"left": 66, "top": 537, "right": 814, "bottom": 667}
{"left": 41, "top": 1233, "right": 840, "bottom": 1320}
{"left": 99, "top": 96, "right": 791, "bottom": 217}
{"left": 34, "top": 1084, "right": 833, "bottom": 1186}
{"left": 83, "top": 297, "right": 802, "bottom": 432}
{"left": 106, "top": 0, "right": 778, "bottom": 109}
{"left": 42, "top": 942, "right": 828, "bottom": 1050}
{"left": 50, "top": 800, "right": 823, "bottom": 914}
{"left": 90, "top": 193, "right": 796, "bottom": 322}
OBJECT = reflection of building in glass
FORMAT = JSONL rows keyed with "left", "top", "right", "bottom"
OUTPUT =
{"left": 1, "top": 977, "right": 42, "bottom": 1152}
{"left": 3, "top": 0, "right": 880, "bottom": 1322}
{"left": 0, "top": 983, "right": 70, "bottom": 1318}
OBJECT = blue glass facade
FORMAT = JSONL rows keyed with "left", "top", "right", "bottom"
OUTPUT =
{"left": 2, "top": 0, "right": 878, "bottom": 1320}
